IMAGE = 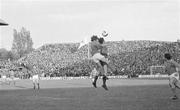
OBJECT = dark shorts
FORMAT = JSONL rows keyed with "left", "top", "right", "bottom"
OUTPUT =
{"left": 100, "top": 60, "right": 107, "bottom": 67}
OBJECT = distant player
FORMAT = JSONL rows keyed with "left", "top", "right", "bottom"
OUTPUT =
{"left": 31, "top": 66, "right": 40, "bottom": 90}
{"left": 9, "top": 70, "right": 16, "bottom": 85}
{"left": 90, "top": 68, "right": 98, "bottom": 80}
{"left": 1, "top": 75, "right": 7, "bottom": 85}
{"left": 90, "top": 35, "right": 109, "bottom": 90}
{"left": 164, "top": 53, "right": 180, "bottom": 100}
{"left": 32, "top": 74, "right": 40, "bottom": 90}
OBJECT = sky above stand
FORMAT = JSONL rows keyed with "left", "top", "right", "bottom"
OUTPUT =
{"left": 0, "top": 0, "right": 179, "bottom": 50}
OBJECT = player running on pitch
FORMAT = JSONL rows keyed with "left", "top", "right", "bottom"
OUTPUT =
{"left": 164, "top": 53, "right": 180, "bottom": 100}
{"left": 90, "top": 35, "right": 110, "bottom": 90}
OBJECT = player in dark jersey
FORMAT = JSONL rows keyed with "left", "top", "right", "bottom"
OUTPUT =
{"left": 90, "top": 36, "right": 109, "bottom": 90}
{"left": 164, "top": 53, "right": 180, "bottom": 100}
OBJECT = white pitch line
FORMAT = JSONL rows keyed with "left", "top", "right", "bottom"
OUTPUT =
{"left": 38, "top": 96, "right": 68, "bottom": 100}
{"left": 29, "top": 96, "right": 69, "bottom": 100}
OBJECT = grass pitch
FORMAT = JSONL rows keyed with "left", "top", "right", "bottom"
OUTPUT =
{"left": 0, "top": 79, "right": 179, "bottom": 110}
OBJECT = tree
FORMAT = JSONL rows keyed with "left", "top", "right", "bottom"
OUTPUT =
{"left": 0, "top": 48, "right": 14, "bottom": 60}
{"left": 0, "top": 48, "right": 9, "bottom": 60}
{"left": 11, "top": 27, "right": 34, "bottom": 58}
{"left": 8, "top": 51, "right": 19, "bottom": 60}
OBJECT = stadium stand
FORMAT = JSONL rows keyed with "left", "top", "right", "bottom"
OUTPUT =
{"left": 1, "top": 40, "right": 180, "bottom": 78}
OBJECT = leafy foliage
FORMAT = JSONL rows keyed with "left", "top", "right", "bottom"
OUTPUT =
{"left": 11, "top": 27, "right": 34, "bottom": 59}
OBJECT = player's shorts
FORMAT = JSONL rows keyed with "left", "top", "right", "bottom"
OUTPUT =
{"left": 2, "top": 75, "right": 7, "bottom": 81}
{"left": 32, "top": 75, "right": 39, "bottom": 84}
{"left": 100, "top": 60, "right": 108, "bottom": 66}
{"left": 2, "top": 75, "right": 6, "bottom": 79}
{"left": 92, "top": 53, "right": 106, "bottom": 63}
{"left": 169, "top": 72, "right": 180, "bottom": 89}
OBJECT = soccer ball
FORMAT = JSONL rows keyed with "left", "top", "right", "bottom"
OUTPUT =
{"left": 102, "top": 31, "right": 108, "bottom": 37}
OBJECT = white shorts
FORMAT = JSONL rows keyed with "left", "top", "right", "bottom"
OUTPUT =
{"left": 32, "top": 75, "right": 39, "bottom": 83}
{"left": 169, "top": 72, "right": 180, "bottom": 88}
{"left": 170, "top": 72, "right": 179, "bottom": 80}
{"left": 2, "top": 75, "right": 6, "bottom": 79}
{"left": 92, "top": 53, "right": 105, "bottom": 63}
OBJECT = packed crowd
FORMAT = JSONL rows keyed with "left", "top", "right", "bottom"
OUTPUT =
{"left": 108, "top": 42, "right": 180, "bottom": 77}
{"left": 0, "top": 40, "right": 179, "bottom": 78}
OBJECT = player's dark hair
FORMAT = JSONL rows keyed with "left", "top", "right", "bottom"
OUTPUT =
{"left": 99, "top": 37, "right": 104, "bottom": 44}
{"left": 164, "top": 53, "right": 172, "bottom": 60}
{"left": 91, "top": 35, "right": 98, "bottom": 41}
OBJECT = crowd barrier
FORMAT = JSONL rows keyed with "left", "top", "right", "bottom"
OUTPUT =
{"left": 30, "top": 75, "right": 128, "bottom": 80}
{"left": 2, "top": 75, "right": 169, "bottom": 81}
{"left": 29, "top": 75, "right": 129, "bottom": 80}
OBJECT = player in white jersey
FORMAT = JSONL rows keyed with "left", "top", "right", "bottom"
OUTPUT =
{"left": 98, "top": 37, "right": 109, "bottom": 90}
{"left": 164, "top": 53, "right": 180, "bottom": 100}
{"left": 90, "top": 68, "right": 98, "bottom": 79}
{"left": 1, "top": 75, "right": 7, "bottom": 84}
{"left": 32, "top": 74, "right": 40, "bottom": 90}
{"left": 9, "top": 70, "right": 16, "bottom": 85}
